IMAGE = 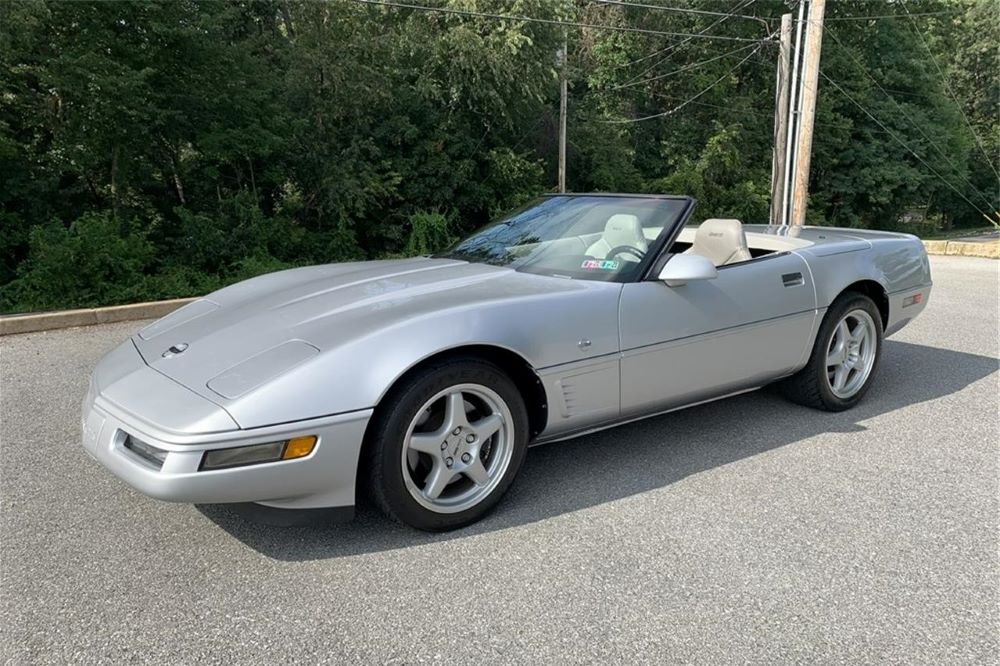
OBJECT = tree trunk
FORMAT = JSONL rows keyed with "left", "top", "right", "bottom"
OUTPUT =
{"left": 247, "top": 156, "right": 258, "bottom": 201}
{"left": 173, "top": 171, "right": 187, "bottom": 205}
{"left": 280, "top": 1, "right": 295, "bottom": 39}
{"left": 110, "top": 144, "right": 121, "bottom": 218}
{"left": 83, "top": 172, "right": 102, "bottom": 207}
{"left": 171, "top": 151, "right": 186, "bottom": 205}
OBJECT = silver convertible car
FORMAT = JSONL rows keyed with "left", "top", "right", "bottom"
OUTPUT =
{"left": 83, "top": 194, "right": 931, "bottom": 530}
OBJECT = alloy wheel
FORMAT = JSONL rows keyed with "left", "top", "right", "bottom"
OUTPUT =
{"left": 825, "top": 308, "right": 878, "bottom": 399}
{"left": 400, "top": 383, "right": 515, "bottom": 514}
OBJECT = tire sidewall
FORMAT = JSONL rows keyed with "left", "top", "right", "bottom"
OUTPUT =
{"left": 371, "top": 359, "right": 529, "bottom": 531}
{"left": 812, "top": 293, "right": 884, "bottom": 410}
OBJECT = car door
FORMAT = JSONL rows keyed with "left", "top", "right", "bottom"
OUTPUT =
{"left": 618, "top": 252, "right": 818, "bottom": 418}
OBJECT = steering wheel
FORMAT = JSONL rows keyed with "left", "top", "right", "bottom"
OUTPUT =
{"left": 605, "top": 245, "right": 646, "bottom": 262}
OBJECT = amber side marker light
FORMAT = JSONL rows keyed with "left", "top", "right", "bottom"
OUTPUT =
{"left": 283, "top": 436, "right": 317, "bottom": 460}
{"left": 200, "top": 435, "right": 318, "bottom": 470}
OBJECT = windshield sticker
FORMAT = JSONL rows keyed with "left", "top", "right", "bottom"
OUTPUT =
{"left": 581, "top": 259, "right": 621, "bottom": 271}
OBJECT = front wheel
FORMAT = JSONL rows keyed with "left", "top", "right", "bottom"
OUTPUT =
{"left": 365, "top": 358, "right": 529, "bottom": 531}
{"left": 780, "top": 292, "right": 883, "bottom": 411}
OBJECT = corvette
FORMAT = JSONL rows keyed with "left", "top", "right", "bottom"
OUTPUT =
{"left": 82, "top": 194, "right": 931, "bottom": 531}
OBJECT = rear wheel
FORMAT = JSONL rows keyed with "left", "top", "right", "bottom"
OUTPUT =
{"left": 365, "top": 358, "right": 529, "bottom": 531}
{"left": 780, "top": 292, "right": 883, "bottom": 411}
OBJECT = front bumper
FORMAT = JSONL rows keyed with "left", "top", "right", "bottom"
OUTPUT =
{"left": 82, "top": 342, "right": 372, "bottom": 510}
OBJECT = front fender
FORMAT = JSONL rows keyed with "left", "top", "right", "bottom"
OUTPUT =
{"left": 224, "top": 284, "right": 622, "bottom": 428}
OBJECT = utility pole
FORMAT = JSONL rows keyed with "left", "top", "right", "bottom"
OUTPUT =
{"left": 558, "top": 32, "right": 568, "bottom": 193}
{"left": 782, "top": 0, "right": 806, "bottom": 226}
{"left": 790, "top": 0, "right": 827, "bottom": 225}
{"left": 769, "top": 13, "right": 793, "bottom": 226}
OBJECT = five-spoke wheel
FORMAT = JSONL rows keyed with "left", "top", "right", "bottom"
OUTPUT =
{"left": 780, "top": 291, "right": 883, "bottom": 411}
{"left": 366, "top": 358, "right": 528, "bottom": 531}
{"left": 403, "top": 385, "right": 514, "bottom": 513}
{"left": 825, "top": 309, "right": 877, "bottom": 399}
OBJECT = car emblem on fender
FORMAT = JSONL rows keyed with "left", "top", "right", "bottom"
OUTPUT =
{"left": 161, "top": 343, "right": 189, "bottom": 358}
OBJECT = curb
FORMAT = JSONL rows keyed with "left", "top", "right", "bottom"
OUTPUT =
{"left": 0, "top": 298, "right": 196, "bottom": 336}
{"left": 922, "top": 239, "right": 999, "bottom": 259}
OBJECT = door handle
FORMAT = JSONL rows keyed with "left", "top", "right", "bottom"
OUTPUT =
{"left": 782, "top": 272, "right": 804, "bottom": 287}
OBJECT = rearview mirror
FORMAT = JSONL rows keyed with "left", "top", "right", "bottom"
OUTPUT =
{"left": 657, "top": 254, "right": 718, "bottom": 287}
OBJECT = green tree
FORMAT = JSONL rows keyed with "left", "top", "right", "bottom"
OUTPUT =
{"left": 0, "top": 0, "right": 995, "bottom": 313}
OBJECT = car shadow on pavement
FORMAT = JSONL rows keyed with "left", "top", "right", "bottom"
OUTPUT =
{"left": 196, "top": 340, "right": 998, "bottom": 561}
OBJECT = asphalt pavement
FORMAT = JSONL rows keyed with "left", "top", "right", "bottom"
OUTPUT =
{"left": 1, "top": 255, "right": 998, "bottom": 665}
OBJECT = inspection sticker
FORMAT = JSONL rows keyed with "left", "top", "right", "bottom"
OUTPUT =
{"left": 581, "top": 259, "right": 621, "bottom": 270}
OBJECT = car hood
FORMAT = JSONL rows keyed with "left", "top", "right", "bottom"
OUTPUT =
{"left": 131, "top": 258, "right": 573, "bottom": 410}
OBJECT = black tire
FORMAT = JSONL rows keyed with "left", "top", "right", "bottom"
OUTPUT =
{"left": 779, "top": 291, "right": 884, "bottom": 412}
{"left": 364, "top": 357, "right": 529, "bottom": 531}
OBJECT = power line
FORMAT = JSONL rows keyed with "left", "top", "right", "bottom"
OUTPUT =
{"left": 824, "top": 29, "right": 997, "bottom": 211}
{"left": 826, "top": 9, "right": 961, "bottom": 21}
{"left": 351, "top": 0, "right": 767, "bottom": 42}
{"left": 603, "top": 39, "right": 769, "bottom": 123}
{"left": 646, "top": 92, "right": 771, "bottom": 115}
{"left": 821, "top": 71, "right": 995, "bottom": 221}
{"left": 611, "top": 41, "right": 759, "bottom": 90}
{"left": 899, "top": 0, "right": 1000, "bottom": 183}
{"left": 593, "top": 0, "right": 766, "bottom": 22}
{"left": 645, "top": 90, "right": 920, "bottom": 138}
{"left": 612, "top": 0, "right": 758, "bottom": 73}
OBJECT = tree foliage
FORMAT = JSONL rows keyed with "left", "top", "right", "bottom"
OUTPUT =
{"left": 0, "top": 0, "right": 995, "bottom": 312}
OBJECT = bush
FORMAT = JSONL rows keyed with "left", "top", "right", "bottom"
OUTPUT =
{"left": 0, "top": 213, "right": 158, "bottom": 312}
{"left": 484, "top": 148, "right": 546, "bottom": 219}
{"left": 404, "top": 210, "right": 454, "bottom": 256}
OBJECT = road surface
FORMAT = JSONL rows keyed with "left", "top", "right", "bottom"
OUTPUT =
{"left": 2, "top": 255, "right": 997, "bottom": 664}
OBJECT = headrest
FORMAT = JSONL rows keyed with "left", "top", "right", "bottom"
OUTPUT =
{"left": 691, "top": 218, "right": 750, "bottom": 266}
{"left": 603, "top": 214, "right": 646, "bottom": 250}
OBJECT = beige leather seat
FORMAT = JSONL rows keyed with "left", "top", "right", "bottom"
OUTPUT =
{"left": 586, "top": 214, "right": 647, "bottom": 261}
{"left": 685, "top": 218, "right": 751, "bottom": 266}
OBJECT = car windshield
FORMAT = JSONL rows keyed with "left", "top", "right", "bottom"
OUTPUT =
{"left": 439, "top": 195, "right": 690, "bottom": 281}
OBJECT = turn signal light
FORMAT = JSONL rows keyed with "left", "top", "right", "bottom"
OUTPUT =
{"left": 200, "top": 436, "right": 317, "bottom": 471}
{"left": 282, "top": 436, "right": 317, "bottom": 460}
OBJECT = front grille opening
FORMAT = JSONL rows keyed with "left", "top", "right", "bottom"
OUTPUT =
{"left": 123, "top": 434, "right": 168, "bottom": 470}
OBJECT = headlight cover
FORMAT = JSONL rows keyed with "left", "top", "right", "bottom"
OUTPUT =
{"left": 124, "top": 434, "right": 169, "bottom": 469}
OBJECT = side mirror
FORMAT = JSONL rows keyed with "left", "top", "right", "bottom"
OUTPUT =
{"left": 657, "top": 254, "right": 718, "bottom": 287}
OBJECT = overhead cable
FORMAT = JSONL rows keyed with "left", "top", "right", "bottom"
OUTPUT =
{"left": 352, "top": 0, "right": 768, "bottom": 42}
{"left": 821, "top": 72, "right": 996, "bottom": 222}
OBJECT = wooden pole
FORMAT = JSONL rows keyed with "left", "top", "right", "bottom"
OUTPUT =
{"left": 770, "top": 13, "right": 793, "bottom": 226}
{"left": 783, "top": 1, "right": 807, "bottom": 226}
{"left": 558, "top": 33, "right": 568, "bottom": 193}
{"left": 790, "top": 0, "right": 826, "bottom": 226}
